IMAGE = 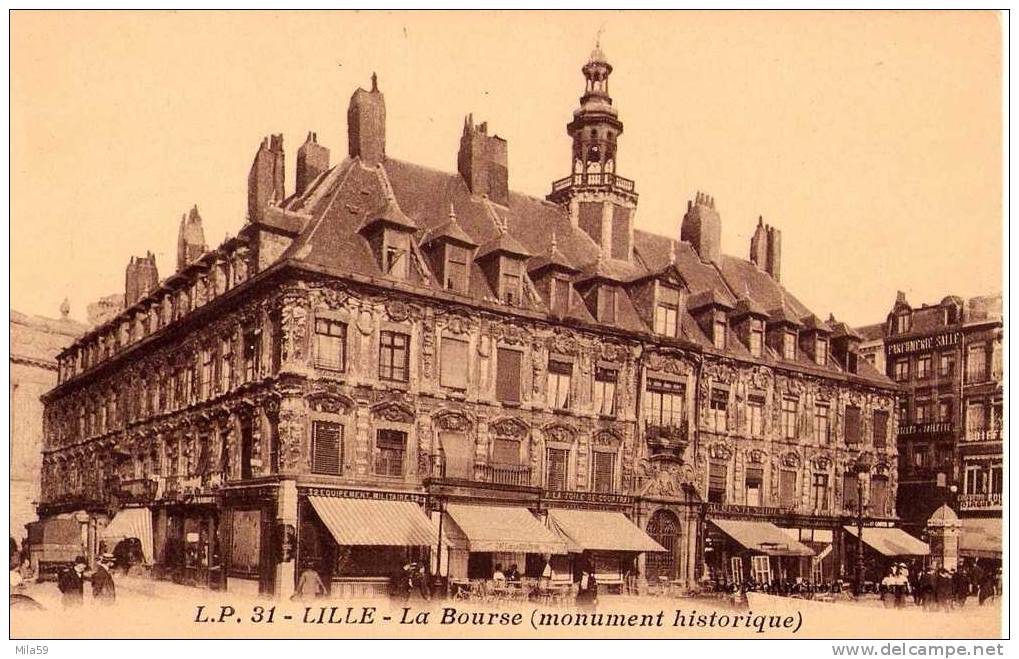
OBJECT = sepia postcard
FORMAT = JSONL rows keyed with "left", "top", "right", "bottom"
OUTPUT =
{"left": 8, "top": 9, "right": 1006, "bottom": 645}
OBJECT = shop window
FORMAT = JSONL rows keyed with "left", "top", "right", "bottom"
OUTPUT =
{"left": 730, "top": 557, "right": 744, "bottom": 584}
{"left": 593, "top": 367, "right": 617, "bottom": 416}
{"left": 545, "top": 448, "right": 569, "bottom": 490}
{"left": 781, "top": 397, "right": 798, "bottom": 439}
{"left": 644, "top": 379, "right": 685, "bottom": 428}
{"left": 845, "top": 406, "right": 861, "bottom": 445}
{"left": 378, "top": 330, "right": 410, "bottom": 382}
{"left": 439, "top": 337, "right": 468, "bottom": 391}
{"left": 708, "top": 463, "right": 727, "bottom": 503}
{"left": 745, "top": 467, "right": 763, "bottom": 506}
{"left": 495, "top": 348, "right": 522, "bottom": 403}
{"left": 748, "top": 393, "right": 765, "bottom": 437}
{"left": 779, "top": 470, "right": 797, "bottom": 508}
{"left": 654, "top": 286, "right": 680, "bottom": 338}
{"left": 375, "top": 430, "right": 406, "bottom": 477}
{"left": 873, "top": 410, "right": 889, "bottom": 448}
{"left": 546, "top": 359, "right": 573, "bottom": 410}
{"left": 811, "top": 473, "right": 829, "bottom": 510}
{"left": 592, "top": 451, "right": 615, "bottom": 493}
{"left": 312, "top": 422, "right": 343, "bottom": 476}
{"left": 314, "top": 319, "right": 347, "bottom": 372}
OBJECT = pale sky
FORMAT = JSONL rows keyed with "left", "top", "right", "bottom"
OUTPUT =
{"left": 10, "top": 10, "right": 1002, "bottom": 327}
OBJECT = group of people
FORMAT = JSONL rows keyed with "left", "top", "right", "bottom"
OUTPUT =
{"left": 56, "top": 554, "right": 117, "bottom": 607}
{"left": 909, "top": 562, "right": 1000, "bottom": 610}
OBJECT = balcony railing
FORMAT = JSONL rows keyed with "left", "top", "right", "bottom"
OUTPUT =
{"left": 644, "top": 421, "right": 689, "bottom": 451}
{"left": 958, "top": 492, "right": 1002, "bottom": 511}
{"left": 898, "top": 422, "right": 955, "bottom": 437}
{"left": 549, "top": 172, "right": 637, "bottom": 196}
{"left": 427, "top": 455, "right": 532, "bottom": 487}
{"left": 117, "top": 477, "right": 157, "bottom": 503}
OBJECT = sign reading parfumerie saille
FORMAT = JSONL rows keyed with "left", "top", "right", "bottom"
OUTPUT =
{"left": 886, "top": 331, "right": 961, "bottom": 356}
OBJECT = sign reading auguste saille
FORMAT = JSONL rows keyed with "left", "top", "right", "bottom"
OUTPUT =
{"left": 886, "top": 331, "right": 962, "bottom": 356}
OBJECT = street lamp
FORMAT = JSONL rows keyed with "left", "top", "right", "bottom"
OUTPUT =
{"left": 853, "top": 451, "right": 874, "bottom": 596}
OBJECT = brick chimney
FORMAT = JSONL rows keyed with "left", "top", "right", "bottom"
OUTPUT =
{"left": 681, "top": 191, "right": 721, "bottom": 264}
{"left": 296, "top": 131, "right": 330, "bottom": 195}
{"left": 247, "top": 134, "right": 285, "bottom": 222}
{"left": 457, "top": 114, "right": 509, "bottom": 207}
{"left": 347, "top": 73, "right": 385, "bottom": 166}
{"left": 125, "top": 252, "right": 159, "bottom": 306}
{"left": 177, "top": 205, "right": 207, "bottom": 272}
{"left": 749, "top": 216, "right": 781, "bottom": 282}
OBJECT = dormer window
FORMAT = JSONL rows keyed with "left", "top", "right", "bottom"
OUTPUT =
{"left": 384, "top": 232, "right": 410, "bottom": 279}
{"left": 895, "top": 312, "right": 911, "bottom": 335}
{"left": 749, "top": 320, "right": 764, "bottom": 357}
{"left": 500, "top": 258, "right": 522, "bottom": 304}
{"left": 598, "top": 285, "right": 617, "bottom": 324}
{"left": 815, "top": 337, "right": 828, "bottom": 366}
{"left": 712, "top": 316, "right": 727, "bottom": 350}
{"left": 655, "top": 285, "right": 680, "bottom": 337}
{"left": 445, "top": 244, "right": 470, "bottom": 293}
{"left": 783, "top": 331, "right": 797, "bottom": 360}
{"left": 550, "top": 276, "right": 571, "bottom": 316}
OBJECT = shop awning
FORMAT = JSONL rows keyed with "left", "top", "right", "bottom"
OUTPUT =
{"left": 101, "top": 507, "right": 153, "bottom": 563}
{"left": 959, "top": 518, "right": 1001, "bottom": 559}
{"left": 308, "top": 496, "right": 435, "bottom": 547}
{"left": 843, "top": 526, "right": 929, "bottom": 556}
{"left": 710, "top": 519, "right": 815, "bottom": 557}
{"left": 547, "top": 508, "right": 666, "bottom": 553}
{"left": 443, "top": 504, "right": 567, "bottom": 554}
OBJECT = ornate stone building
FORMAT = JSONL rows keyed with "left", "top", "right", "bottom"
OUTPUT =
{"left": 39, "top": 47, "right": 900, "bottom": 598}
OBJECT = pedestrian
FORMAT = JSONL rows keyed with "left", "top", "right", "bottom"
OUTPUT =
{"left": 917, "top": 566, "right": 936, "bottom": 610}
{"left": 952, "top": 567, "right": 968, "bottom": 608}
{"left": 293, "top": 560, "right": 327, "bottom": 600}
{"left": 893, "top": 564, "right": 910, "bottom": 608}
{"left": 879, "top": 566, "right": 896, "bottom": 608}
{"left": 58, "top": 556, "right": 88, "bottom": 608}
{"left": 576, "top": 568, "right": 598, "bottom": 611}
{"left": 934, "top": 567, "right": 954, "bottom": 612}
{"left": 92, "top": 553, "right": 117, "bottom": 605}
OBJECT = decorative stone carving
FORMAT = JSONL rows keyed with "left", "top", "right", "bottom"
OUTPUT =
{"left": 543, "top": 423, "right": 576, "bottom": 445}
{"left": 746, "top": 448, "right": 765, "bottom": 464}
{"left": 489, "top": 417, "right": 529, "bottom": 438}
{"left": 644, "top": 351, "right": 693, "bottom": 376}
{"left": 812, "top": 454, "right": 832, "bottom": 471}
{"left": 593, "top": 429, "right": 622, "bottom": 447}
{"left": 444, "top": 313, "right": 474, "bottom": 336}
{"left": 636, "top": 460, "right": 694, "bottom": 498}
{"left": 434, "top": 410, "right": 471, "bottom": 432}
{"left": 371, "top": 401, "right": 415, "bottom": 424}
{"left": 308, "top": 392, "right": 352, "bottom": 415}
{"left": 781, "top": 452, "right": 801, "bottom": 468}
{"left": 709, "top": 443, "right": 733, "bottom": 461}
{"left": 385, "top": 299, "right": 421, "bottom": 323}
{"left": 356, "top": 309, "right": 374, "bottom": 336}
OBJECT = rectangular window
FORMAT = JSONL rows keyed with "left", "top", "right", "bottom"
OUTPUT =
{"left": 592, "top": 451, "right": 615, "bottom": 493}
{"left": 815, "top": 338, "right": 828, "bottom": 366}
{"left": 492, "top": 438, "right": 521, "bottom": 465}
{"left": 311, "top": 422, "right": 343, "bottom": 475}
{"left": 545, "top": 448, "right": 568, "bottom": 490}
{"left": 375, "top": 430, "right": 406, "bottom": 477}
{"left": 895, "top": 313, "right": 910, "bottom": 334}
{"left": 219, "top": 335, "right": 233, "bottom": 393}
{"left": 781, "top": 398, "right": 798, "bottom": 439}
{"left": 814, "top": 403, "right": 831, "bottom": 443}
{"left": 894, "top": 359, "right": 909, "bottom": 382}
{"left": 966, "top": 402, "right": 987, "bottom": 438}
{"left": 495, "top": 348, "right": 522, "bottom": 403}
{"left": 654, "top": 286, "right": 680, "bottom": 337}
{"left": 913, "top": 445, "right": 928, "bottom": 468}
{"left": 644, "top": 379, "right": 685, "bottom": 427}
{"left": 500, "top": 259, "right": 522, "bottom": 305}
{"left": 845, "top": 406, "right": 861, "bottom": 445}
{"left": 243, "top": 327, "right": 261, "bottom": 383}
{"left": 384, "top": 234, "right": 410, "bottom": 279}
{"left": 843, "top": 472, "right": 860, "bottom": 511}
{"left": 915, "top": 400, "right": 932, "bottom": 423}
{"left": 439, "top": 337, "right": 469, "bottom": 390}
{"left": 546, "top": 359, "right": 573, "bottom": 409}
{"left": 779, "top": 470, "right": 797, "bottom": 509}
{"left": 939, "top": 352, "right": 955, "bottom": 378}
{"left": 870, "top": 476, "right": 889, "bottom": 516}
{"left": 713, "top": 318, "right": 727, "bottom": 350}
{"left": 314, "top": 318, "right": 347, "bottom": 371}
{"left": 378, "top": 330, "right": 410, "bottom": 382}
{"left": 916, "top": 354, "right": 932, "bottom": 379}
{"left": 445, "top": 245, "right": 469, "bottom": 293}
{"left": 748, "top": 394, "right": 765, "bottom": 437}
{"left": 938, "top": 399, "right": 953, "bottom": 423}
{"left": 709, "top": 387, "right": 728, "bottom": 432}
{"left": 550, "top": 276, "right": 571, "bottom": 316}
{"left": 708, "top": 463, "right": 727, "bottom": 503}
{"left": 593, "top": 367, "right": 617, "bottom": 416}
{"left": 989, "top": 464, "right": 1003, "bottom": 495}
{"left": 750, "top": 556, "right": 772, "bottom": 584}
{"left": 782, "top": 332, "right": 797, "bottom": 360}
{"left": 966, "top": 345, "right": 987, "bottom": 383}
{"left": 749, "top": 322, "right": 764, "bottom": 357}
{"left": 873, "top": 410, "right": 889, "bottom": 448}
{"left": 811, "top": 473, "right": 829, "bottom": 510}
{"left": 964, "top": 465, "right": 986, "bottom": 495}
{"left": 745, "top": 467, "right": 763, "bottom": 507}
{"left": 598, "top": 286, "right": 617, "bottom": 324}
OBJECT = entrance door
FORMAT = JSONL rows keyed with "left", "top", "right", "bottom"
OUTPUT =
{"left": 646, "top": 510, "right": 680, "bottom": 581}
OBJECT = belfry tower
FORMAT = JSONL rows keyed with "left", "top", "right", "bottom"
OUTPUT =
{"left": 547, "top": 41, "right": 638, "bottom": 261}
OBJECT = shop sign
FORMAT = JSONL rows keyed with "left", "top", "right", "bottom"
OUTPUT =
{"left": 544, "top": 490, "right": 634, "bottom": 506}
{"left": 706, "top": 503, "right": 792, "bottom": 517}
{"left": 887, "top": 332, "right": 961, "bottom": 357}
{"left": 898, "top": 422, "right": 955, "bottom": 436}
{"left": 302, "top": 487, "right": 426, "bottom": 504}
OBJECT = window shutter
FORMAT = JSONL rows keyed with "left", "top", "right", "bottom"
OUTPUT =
{"left": 492, "top": 438, "right": 521, "bottom": 465}
{"left": 546, "top": 448, "right": 568, "bottom": 490}
{"left": 592, "top": 451, "right": 615, "bottom": 492}
{"left": 496, "top": 348, "right": 522, "bottom": 402}
{"left": 779, "top": 470, "right": 797, "bottom": 508}
{"left": 745, "top": 467, "right": 764, "bottom": 486}
{"left": 312, "top": 422, "right": 343, "bottom": 475}
{"left": 845, "top": 406, "right": 861, "bottom": 444}
{"left": 873, "top": 411, "right": 888, "bottom": 448}
{"left": 709, "top": 463, "right": 727, "bottom": 490}
{"left": 440, "top": 337, "right": 469, "bottom": 390}
{"left": 870, "top": 476, "right": 888, "bottom": 516}
{"left": 843, "top": 472, "right": 859, "bottom": 510}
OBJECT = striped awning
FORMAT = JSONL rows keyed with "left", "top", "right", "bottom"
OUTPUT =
{"left": 101, "top": 507, "right": 154, "bottom": 563}
{"left": 547, "top": 508, "right": 666, "bottom": 553}
{"left": 843, "top": 526, "right": 930, "bottom": 557}
{"left": 711, "top": 519, "right": 815, "bottom": 557}
{"left": 444, "top": 504, "right": 567, "bottom": 554}
{"left": 308, "top": 496, "right": 435, "bottom": 547}
{"left": 959, "top": 518, "right": 1001, "bottom": 559}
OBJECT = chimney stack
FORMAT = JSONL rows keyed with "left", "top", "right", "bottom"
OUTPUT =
{"left": 177, "top": 205, "right": 207, "bottom": 272}
{"left": 457, "top": 114, "right": 509, "bottom": 207}
{"left": 680, "top": 191, "right": 721, "bottom": 264}
{"left": 125, "top": 251, "right": 159, "bottom": 306}
{"left": 296, "top": 131, "right": 330, "bottom": 195}
{"left": 749, "top": 216, "right": 781, "bottom": 281}
{"left": 347, "top": 73, "right": 386, "bottom": 166}
{"left": 247, "top": 135, "right": 285, "bottom": 222}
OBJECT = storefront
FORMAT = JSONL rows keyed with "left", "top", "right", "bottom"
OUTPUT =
{"left": 959, "top": 517, "right": 1001, "bottom": 569}
{"left": 299, "top": 492, "right": 436, "bottom": 598}
{"left": 778, "top": 527, "right": 836, "bottom": 584}
{"left": 99, "top": 506, "right": 154, "bottom": 566}
{"left": 842, "top": 525, "right": 929, "bottom": 582}
{"left": 703, "top": 518, "right": 815, "bottom": 587}
{"left": 545, "top": 507, "right": 665, "bottom": 590}
{"left": 154, "top": 503, "right": 222, "bottom": 588}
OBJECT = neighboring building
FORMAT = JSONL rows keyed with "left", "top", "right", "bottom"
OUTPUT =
{"left": 10, "top": 302, "right": 89, "bottom": 540}
{"left": 39, "top": 48, "right": 901, "bottom": 598}
{"left": 88, "top": 293, "right": 126, "bottom": 327}
{"left": 858, "top": 292, "right": 1002, "bottom": 567}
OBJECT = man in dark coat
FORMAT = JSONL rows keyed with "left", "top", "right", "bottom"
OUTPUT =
{"left": 58, "top": 556, "right": 87, "bottom": 608}
{"left": 934, "top": 568, "right": 954, "bottom": 612}
{"left": 92, "top": 554, "right": 117, "bottom": 605}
